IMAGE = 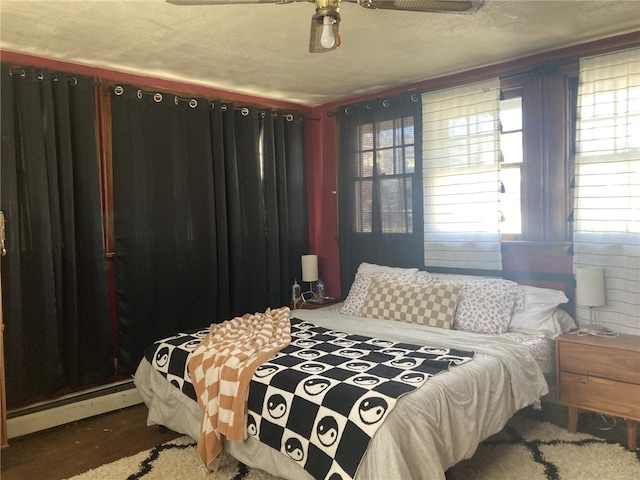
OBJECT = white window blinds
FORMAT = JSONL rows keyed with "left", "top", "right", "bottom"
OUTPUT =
{"left": 574, "top": 46, "right": 640, "bottom": 334}
{"left": 422, "top": 78, "right": 502, "bottom": 269}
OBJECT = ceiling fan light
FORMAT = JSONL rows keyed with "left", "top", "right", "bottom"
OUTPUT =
{"left": 320, "top": 15, "right": 336, "bottom": 48}
{"left": 309, "top": 11, "right": 340, "bottom": 53}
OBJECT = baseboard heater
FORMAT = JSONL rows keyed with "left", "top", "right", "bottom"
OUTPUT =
{"left": 6, "top": 379, "right": 143, "bottom": 439}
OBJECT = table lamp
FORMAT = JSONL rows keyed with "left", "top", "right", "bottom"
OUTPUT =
{"left": 301, "top": 254, "right": 318, "bottom": 297}
{"left": 575, "top": 266, "right": 606, "bottom": 331}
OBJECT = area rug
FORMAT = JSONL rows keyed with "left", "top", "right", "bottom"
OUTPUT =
{"left": 68, "top": 415, "right": 639, "bottom": 480}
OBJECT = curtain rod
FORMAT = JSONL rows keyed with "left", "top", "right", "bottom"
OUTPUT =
{"left": 113, "top": 85, "right": 302, "bottom": 122}
{"left": 326, "top": 57, "right": 581, "bottom": 118}
{"left": 8, "top": 67, "right": 80, "bottom": 85}
{"left": 111, "top": 85, "right": 299, "bottom": 119}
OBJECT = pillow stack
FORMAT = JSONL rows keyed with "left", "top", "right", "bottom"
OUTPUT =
{"left": 341, "top": 262, "right": 577, "bottom": 337}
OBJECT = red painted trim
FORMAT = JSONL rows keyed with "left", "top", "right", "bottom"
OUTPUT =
{"left": 307, "top": 105, "right": 341, "bottom": 297}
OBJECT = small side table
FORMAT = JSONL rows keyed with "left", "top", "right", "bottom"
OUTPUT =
{"left": 556, "top": 332, "right": 640, "bottom": 451}
{"left": 290, "top": 297, "right": 342, "bottom": 310}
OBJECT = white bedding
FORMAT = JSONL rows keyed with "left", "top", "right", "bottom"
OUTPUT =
{"left": 134, "top": 307, "right": 548, "bottom": 480}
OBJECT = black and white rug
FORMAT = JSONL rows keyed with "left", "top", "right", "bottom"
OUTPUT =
{"left": 68, "top": 416, "right": 639, "bottom": 480}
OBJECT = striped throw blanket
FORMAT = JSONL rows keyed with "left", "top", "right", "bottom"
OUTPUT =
{"left": 188, "top": 305, "right": 292, "bottom": 471}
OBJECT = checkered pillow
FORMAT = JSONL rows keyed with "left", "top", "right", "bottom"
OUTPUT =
{"left": 339, "top": 271, "right": 418, "bottom": 316}
{"left": 360, "top": 278, "right": 459, "bottom": 329}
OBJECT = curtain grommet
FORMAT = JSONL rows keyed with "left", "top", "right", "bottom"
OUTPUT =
{"left": 153, "top": 93, "right": 163, "bottom": 103}
{"left": 114, "top": 85, "right": 124, "bottom": 96}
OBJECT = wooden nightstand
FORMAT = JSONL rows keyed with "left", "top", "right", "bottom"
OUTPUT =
{"left": 290, "top": 298, "right": 341, "bottom": 310}
{"left": 555, "top": 332, "right": 640, "bottom": 451}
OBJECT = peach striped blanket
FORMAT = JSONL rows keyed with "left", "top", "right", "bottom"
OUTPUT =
{"left": 188, "top": 305, "right": 291, "bottom": 471}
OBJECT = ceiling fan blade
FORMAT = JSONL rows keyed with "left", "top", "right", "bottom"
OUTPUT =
{"left": 167, "top": 0, "right": 305, "bottom": 5}
{"left": 347, "top": 0, "right": 484, "bottom": 14}
{"left": 309, "top": 13, "right": 341, "bottom": 53}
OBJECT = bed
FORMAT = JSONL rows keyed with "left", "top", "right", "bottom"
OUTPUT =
{"left": 134, "top": 264, "right": 576, "bottom": 480}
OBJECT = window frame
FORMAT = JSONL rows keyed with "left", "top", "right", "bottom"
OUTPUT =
{"left": 499, "top": 87, "right": 525, "bottom": 240}
{"left": 498, "top": 63, "right": 579, "bottom": 243}
{"left": 351, "top": 114, "right": 418, "bottom": 235}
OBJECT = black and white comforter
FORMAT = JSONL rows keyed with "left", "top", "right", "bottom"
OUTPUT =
{"left": 136, "top": 308, "right": 549, "bottom": 480}
{"left": 144, "top": 317, "right": 475, "bottom": 480}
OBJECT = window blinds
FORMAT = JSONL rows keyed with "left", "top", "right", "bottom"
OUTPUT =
{"left": 422, "top": 78, "right": 502, "bottom": 269}
{"left": 574, "top": 46, "right": 640, "bottom": 334}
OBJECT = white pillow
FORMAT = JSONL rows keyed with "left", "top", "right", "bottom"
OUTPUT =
{"left": 432, "top": 273, "right": 493, "bottom": 281}
{"left": 357, "top": 262, "right": 419, "bottom": 275}
{"left": 551, "top": 308, "right": 577, "bottom": 336}
{"left": 509, "top": 285, "right": 570, "bottom": 338}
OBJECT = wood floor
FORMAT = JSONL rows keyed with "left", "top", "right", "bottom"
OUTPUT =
{"left": 0, "top": 403, "right": 180, "bottom": 480}
{"left": 0, "top": 400, "right": 634, "bottom": 480}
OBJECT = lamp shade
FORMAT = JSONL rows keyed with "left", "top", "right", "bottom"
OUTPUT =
{"left": 575, "top": 267, "right": 605, "bottom": 307}
{"left": 301, "top": 255, "right": 318, "bottom": 282}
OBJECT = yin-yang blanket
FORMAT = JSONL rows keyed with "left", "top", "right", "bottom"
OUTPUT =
{"left": 247, "top": 317, "right": 475, "bottom": 480}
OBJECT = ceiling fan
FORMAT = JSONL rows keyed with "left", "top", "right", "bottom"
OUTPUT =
{"left": 167, "top": 0, "right": 484, "bottom": 53}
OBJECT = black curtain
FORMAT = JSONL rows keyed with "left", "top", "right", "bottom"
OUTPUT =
{"left": 337, "top": 94, "right": 423, "bottom": 295}
{"left": 112, "top": 90, "right": 307, "bottom": 374}
{"left": 0, "top": 65, "right": 112, "bottom": 408}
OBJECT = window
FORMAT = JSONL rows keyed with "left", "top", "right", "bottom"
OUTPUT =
{"left": 422, "top": 78, "right": 502, "bottom": 269}
{"left": 420, "top": 68, "right": 581, "bottom": 268}
{"left": 499, "top": 67, "right": 577, "bottom": 243}
{"left": 337, "top": 94, "right": 423, "bottom": 293}
{"left": 499, "top": 95, "right": 523, "bottom": 235}
{"left": 338, "top": 40, "right": 639, "bottom": 287}
{"left": 573, "top": 46, "right": 640, "bottom": 334}
{"left": 353, "top": 115, "right": 416, "bottom": 234}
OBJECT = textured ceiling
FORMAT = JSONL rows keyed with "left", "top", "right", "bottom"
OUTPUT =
{"left": 1, "top": 1, "right": 639, "bottom": 106}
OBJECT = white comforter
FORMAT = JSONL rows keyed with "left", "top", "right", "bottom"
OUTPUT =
{"left": 134, "top": 306, "right": 548, "bottom": 480}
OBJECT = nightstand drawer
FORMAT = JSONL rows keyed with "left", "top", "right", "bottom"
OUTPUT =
{"left": 558, "top": 342, "right": 640, "bottom": 385}
{"left": 559, "top": 371, "right": 640, "bottom": 420}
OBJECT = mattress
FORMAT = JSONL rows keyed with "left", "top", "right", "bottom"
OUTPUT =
{"left": 501, "top": 331, "right": 554, "bottom": 374}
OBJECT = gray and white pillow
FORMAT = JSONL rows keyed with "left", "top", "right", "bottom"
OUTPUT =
{"left": 360, "top": 278, "right": 459, "bottom": 329}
